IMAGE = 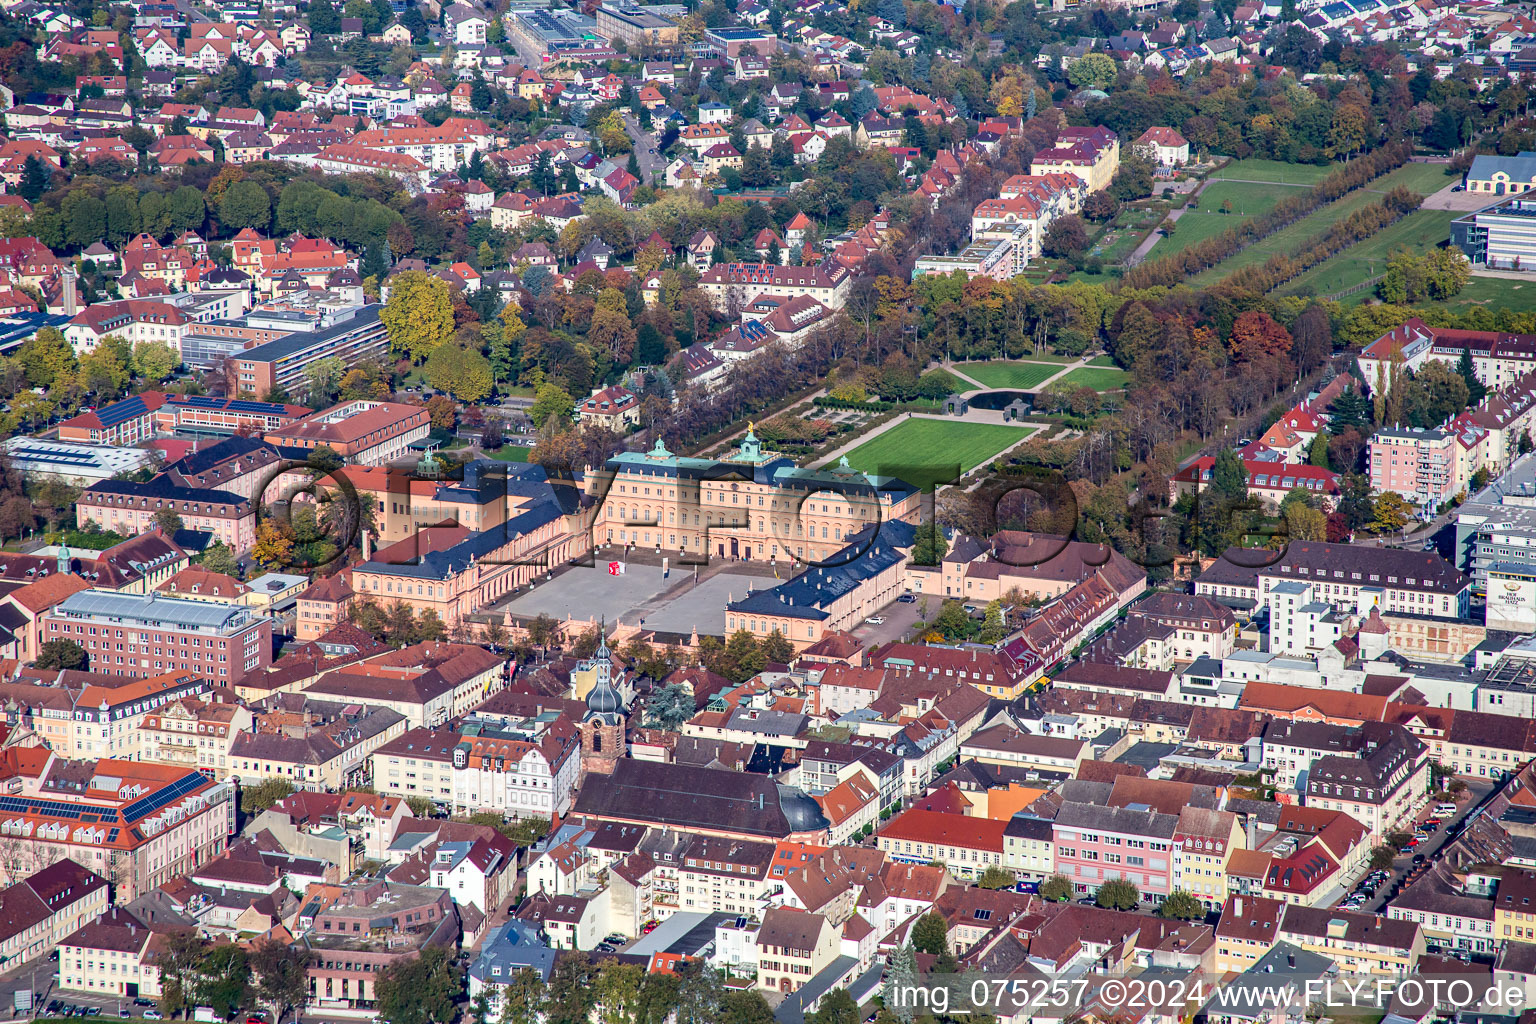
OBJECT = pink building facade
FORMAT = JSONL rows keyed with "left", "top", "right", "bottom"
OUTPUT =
{"left": 1051, "top": 803, "right": 1177, "bottom": 901}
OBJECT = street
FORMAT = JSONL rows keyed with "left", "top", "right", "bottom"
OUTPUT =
{"left": 621, "top": 113, "right": 665, "bottom": 187}
{"left": 1358, "top": 780, "right": 1496, "bottom": 914}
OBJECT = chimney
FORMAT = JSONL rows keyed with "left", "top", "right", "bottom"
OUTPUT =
{"left": 362, "top": 529, "right": 372, "bottom": 561}
{"left": 61, "top": 268, "right": 79, "bottom": 316}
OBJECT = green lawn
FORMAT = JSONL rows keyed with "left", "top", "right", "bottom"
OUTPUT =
{"left": 1055, "top": 366, "right": 1131, "bottom": 391}
{"left": 1433, "top": 275, "right": 1536, "bottom": 313}
{"left": 956, "top": 361, "right": 1066, "bottom": 389}
{"left": 842, "top": 419, "right": 1034, "bottom": 490}
{"left": 1144, "top": 180, "right": 1292, "bottom": 259}
{"left": 1190, "top": 164, "right": 1457, "bottom": 288}
{"left": 1281, "top": 209, "right": 1459, "bottom": 300}
{"left": 1209, "top": 158, "right": 1335, "bottom": 185}
{"left": 1086, "top": 355, "right": 1119, "bottom": 367}
{"left": 486, "top": 445, "right": 531, "bottom": 462}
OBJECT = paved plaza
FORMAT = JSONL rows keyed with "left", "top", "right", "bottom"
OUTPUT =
{"left": 495, "top": 562, "right": 769, "bottom": 636}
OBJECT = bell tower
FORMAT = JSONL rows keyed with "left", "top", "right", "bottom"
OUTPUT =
{"left": 579, "top": 624, "right": 626, "bottom": 779}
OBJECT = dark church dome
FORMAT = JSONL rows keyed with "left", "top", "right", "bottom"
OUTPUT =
{"left": 777, "top": 784, "right": 831, "bottom": 833}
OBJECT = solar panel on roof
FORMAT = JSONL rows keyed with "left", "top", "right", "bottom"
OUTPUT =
{"left": 122, "top": 772, "right": 206, "bottom": 822}
{"left": 94, "top": 396, "right": 150, "bottom": 429}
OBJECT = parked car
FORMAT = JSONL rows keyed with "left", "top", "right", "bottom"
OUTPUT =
{"left": 865, "top": 616, "right": 885, "bottom": 625}
{"left": 144, "top": 1013, "right": 164, "bottom": 1021}
{"left": 897, "top": 593, "right": 917, "bottom": 603}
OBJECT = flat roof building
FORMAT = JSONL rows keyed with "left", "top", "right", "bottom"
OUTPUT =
{"left": 2, "top": 437, "right": 155, "bottom": 485}
{"left": 41, "top": 589, "right": 273, "bottom": 685}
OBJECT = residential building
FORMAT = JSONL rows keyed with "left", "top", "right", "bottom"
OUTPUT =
{"left": 1052, "top": 801, "right": 1178, "bottom": 901}
{"left": 0, "top": 861, "right": 109, "bottom": 969}
{"left": 0, "top": 761, "right": 235, "bottom": 901}
{"left": 755, "top": 907, "right": 839, "bottom": 996}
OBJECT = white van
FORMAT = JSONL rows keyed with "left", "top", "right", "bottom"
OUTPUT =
{"left": 1433, "top": 802, "right": 1458, "bottom": 818}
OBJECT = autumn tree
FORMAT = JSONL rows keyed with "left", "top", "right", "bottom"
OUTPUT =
{"left": 382, "top": 271, "right": 454, "bottom": 362}
{"left": 1372, "top": 491, "right": 1413, "bottom": 534}
{"left": 252, "top": 520, "right": 294, "bottom": 570}
{"left": 1229, "top": 311, "right": 1292, "bottom": 363}
{"left": 426, "top": 394, "right": 457, "bottom": 430}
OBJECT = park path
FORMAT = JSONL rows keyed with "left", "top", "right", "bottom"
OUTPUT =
{"left": 1125, "top": 176, "right": 1314, "bottom": 267}
{"left": 941, "top": 354, "right": 1095, "bottom": 397}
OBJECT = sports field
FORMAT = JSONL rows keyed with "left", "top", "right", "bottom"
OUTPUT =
{"left": 959, "top": 361, "right": 1065, "bottom": 389}
{"left": 1055, "top": 366, "right": 1131, "bottom": 391}
{"left": 1208, "top": 158, "right": 1335, "bottom": 185}
{"left": 843, "top": 419, "right": 1034, "bottom": 490}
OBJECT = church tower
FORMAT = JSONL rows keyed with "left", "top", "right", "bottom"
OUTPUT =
{"left": 579, "top": 627, "right": 626, "bottom": 780}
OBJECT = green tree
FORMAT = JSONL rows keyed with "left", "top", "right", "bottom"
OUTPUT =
{"left": 645, "top": 683, "right": 694, "bottom": 730}
{"left": 720, "top": 989, "right": 776, "bottom": 1024}
{"left": 1096, "top": 877, "right": 1140, "bottom": 910}
{"left": 1158, "top": 890, "right": 1204, "bottom": 920}
{"left": 762, "top": 629, "right": 793, "bottom": 664}
{"left": 883, "top": 944, "right": 919, "bottom": 1024}
{"left": 152, "top": 509, "right": 184, "bottom": 535}
{"left": 426, "top": 341, "right": 495, "bottom": 402}
{"left": 374, "top": 945, "right": 461, "bottom": 1024}
{"left": 219, "top": 179, "right": 272, "bottom": 233}
{"left": 1369, "top": 845, "right": 1397, "bottom": 870}
{"left": 719, "top": 629, "right": 765, "bottom": 682}
{"left": 168, "top": 185, "right": 207, "bottom": 234}
{"left": 928, "top": 599, "right": 975, "bottom": 641}
{"left": 977, "top": 866, "right": 1016, "bottom": 890}
{"left": 133, "top": 340, "right": 179, "bottom": 382}
{"left": 976, "top": 600, "right": 1008, "bottom": 644}
{"left": 63, "top": 193, "right": 107, "bottom": 249}
{"left": 1067, "top": 52, "right": 1117, "bottom": 90}
{"left": 1210, "top": 448, "right": 1248, "bottom": 504}
{"left": 304, "top": 356, "right": 347, "bottom": 405}
{"left": 909, "top": 912, "right": 949, "bottom": 956}
{"left": 912, "top": 520, "right": 947, "bottom": 565}
{"left": 239, "top": 777, "right": 296, "bottom": 814}
{"left": 1457, "top": 347, "right": 1487, "bottom": 405}
{"left": 500, "top": 967, "right": 546, "bottom": 1024}
{"left": 530, "top": 382, "right": 574, "bottom": 428}
{"left": 808, "top": 989, "right": 860, "bottom": 1024}
{"left": 17, "top": 327, "right": 77, "bottom": 388}
{"left": 1039, "top": 874, "right": 1072, "bottom": 902}
{"left": 34, "top": 638, "right": 87, "bottom": 671}
{"left": 382, "top": 271, "right": 454, "bottom": 361}
{"left": 1330, "top": 387, "right": 1372, "bottom": 434}
{"left": 251, "top": 940, "right": 311, "bottom": 1022}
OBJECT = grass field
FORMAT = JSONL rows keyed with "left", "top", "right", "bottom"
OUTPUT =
{"left": 957, "top": 361, "right": 1066, "bottom": 389}
{"left": 487, "top": 445, "right": 531, "bottom": 462}
{"left": 1055, "top": 366, "right": 1131, "bottom": 391}
{"left": 1209, "top": 158, "right": 1336, "bottom": 185}
{"left": 1433, "top": 275, "right": 1536, "bottom": 313}
{"left": 1190, "top": 164, "right": 1457, "bottom": 288}
{"left": 1144, "top": 180, "right": 1294, "bottom": 259}
{"left": 1086, "top": 355, "right": 1119, "bottom": 367}
{"left": 843, "top": 419, "right": 1033, "bottom": 490}
{"left": 1281, "top": 209, "right": 1459, "bottom": 300}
